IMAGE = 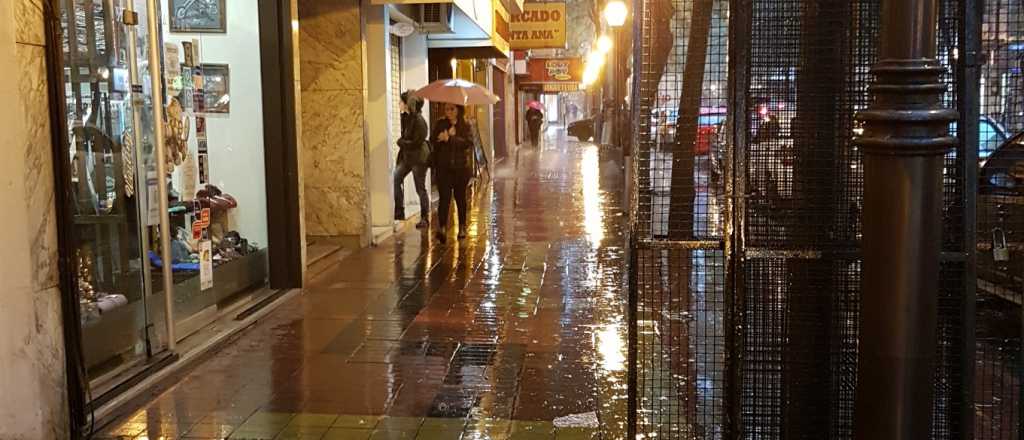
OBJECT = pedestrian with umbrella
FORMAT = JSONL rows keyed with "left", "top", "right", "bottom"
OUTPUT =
{"left": 526, "top": 101, "right": 544, "bottom": 147}
{"left": 415, "top": 79, "right": 499, "bottom": 243}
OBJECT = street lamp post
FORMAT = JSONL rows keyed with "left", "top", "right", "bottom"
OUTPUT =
{"left": 604, "top": 0, "right": 628, "bottom": 209}
{"left": 854, "top": 0, "right": 958, "bottom": 437}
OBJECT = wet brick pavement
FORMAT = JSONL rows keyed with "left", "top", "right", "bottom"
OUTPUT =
{"left": 96, "top": 133, "right": 630, "bottom": 440}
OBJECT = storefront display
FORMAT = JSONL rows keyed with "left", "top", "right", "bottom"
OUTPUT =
{"left": 57, "top": 0, "right": 274, "bottom": 399}
{"left": 159, "top": 1, "right": 271, "bottom": 337}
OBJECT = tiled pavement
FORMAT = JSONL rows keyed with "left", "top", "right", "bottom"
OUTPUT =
{"left": 95, "top": 133, "right": 629, "bottom": 440}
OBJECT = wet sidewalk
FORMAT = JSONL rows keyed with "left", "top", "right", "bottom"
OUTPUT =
{"left": 97, "top": 132, "right": 630, "bottom": 440}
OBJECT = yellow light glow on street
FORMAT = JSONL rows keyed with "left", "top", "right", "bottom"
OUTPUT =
{"left": 586, "top": 51, "right": 606, "bottom": 70}
{"left": 597, "top": 35, "right": 613, "bottom": 54}
{"left": 604, "top": 0, "right": 627, "bottom": 27}
{"left": 581, "top": 50, "right": 606, "bottom": 87}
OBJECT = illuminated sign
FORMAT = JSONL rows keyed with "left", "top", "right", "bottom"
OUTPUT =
{"left": 509, "top": 2, "right": 566, "bottom": 49}
{"left": 523, "top": 57, "right": 582, "bottom": 83}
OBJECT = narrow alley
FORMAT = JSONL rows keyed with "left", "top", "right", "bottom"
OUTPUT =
{"left": 96, "top": 132, "right": 630, "bottom": 440}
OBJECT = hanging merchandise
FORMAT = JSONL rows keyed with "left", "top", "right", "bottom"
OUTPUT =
{"left": 164, "top": 97, "right": 190, "bottom": 172}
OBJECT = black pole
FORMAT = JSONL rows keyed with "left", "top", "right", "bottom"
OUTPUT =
{"left": 854, "top": 0, "right": 958, "bottom": 437}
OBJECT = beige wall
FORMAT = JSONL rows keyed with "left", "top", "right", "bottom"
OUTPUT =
{"left": 298, "top": 0, "right": 370, "bottom": 246}
{"left": 0, "top": 0, "right": 69, "bottom": 438}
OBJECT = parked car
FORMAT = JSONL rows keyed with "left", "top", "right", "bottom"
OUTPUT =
{"left": 651, "top": 107, "right": 727, "bottom": 155}
{"left": 568, "top": 117, "right": 595, "bottom": 142}
{"left": 978, "top": 116, "right": 1009, "bottom": 162}
{"left": 977, "top": 131, "right": 1024, "bottom": 303}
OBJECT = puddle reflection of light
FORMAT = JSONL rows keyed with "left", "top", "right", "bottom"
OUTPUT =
{"left": 596, "top": 323, "right": 626, "bottom": 373}
{"left": 581, "top": 146, "right": 605, "bottom": 246}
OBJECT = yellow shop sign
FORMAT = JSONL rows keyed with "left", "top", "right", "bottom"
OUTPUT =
{"left": 509, "top": 2, "right": 567, "bottom": 49}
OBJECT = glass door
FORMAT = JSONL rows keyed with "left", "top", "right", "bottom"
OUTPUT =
{"left": 60, "top": 0, "right": 169, "bottom": 392}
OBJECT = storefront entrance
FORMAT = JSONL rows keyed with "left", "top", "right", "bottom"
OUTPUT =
{"left": 51, "top": 0, "right": 302, "bottom": 419}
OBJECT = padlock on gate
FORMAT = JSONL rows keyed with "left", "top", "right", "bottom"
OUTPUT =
{"left": 992, "top": 227, "right": 1010, "bottom": 262}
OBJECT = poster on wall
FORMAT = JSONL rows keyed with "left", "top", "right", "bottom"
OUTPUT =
{"left": 163, "top": 42, "right": 181, "bottom": 91}
{"left": 193, "top": 66, "right": 205, "bottom": 113}
{"left": 509, "top": 2, "right": 567, "bottom": 49}
{"left": 146, "top": 169, "right": 160, "bottom": 226}
{"left": 182, "top": 41, "right": 195, "bottom": 67}
{"left": 198, "top": 153, "right": 209, "bottom": 185}
{"left": 201, "top": 64, "right": 230, "bottom": 114}
{"left": 196, "top": 117, "right": 207, "bottom": 141}
{"left": 169, "top": 0, "right": 227, "bottom": 33}
{"left": 199, "top": 240, "right": 213, "bottom": 290}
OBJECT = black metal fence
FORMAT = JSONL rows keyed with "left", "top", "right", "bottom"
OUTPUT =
{"left": 627, "top": 0, "right": 1023, "bottom": 437}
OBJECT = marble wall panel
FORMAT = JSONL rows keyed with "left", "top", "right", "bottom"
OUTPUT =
{"left": 0, "top": 0, "right": 69, "bottom": 438}
{"left": 299, "top": 0, "right": 363, "bottom": 92}
{"left": 19, "top": 41, "right": 58, "bottom": 292}
{"left": 15, "top": 0, "right": 44, "bottom": 46}
{"left": 298, "top": 0, "right": 369, "bottom": 240}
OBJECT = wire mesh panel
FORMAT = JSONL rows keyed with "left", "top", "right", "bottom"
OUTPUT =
{"left": 626, "top": 0, "right": 1022, "bottom": 437}
{"left": 740, "top": 0, "right": 870, "bottom": 437}
{"left": 630, "top": 0, "right": 731, "bottom": 435}
{"left": 974, "top": 0, "right": 1024, "bottom": 438}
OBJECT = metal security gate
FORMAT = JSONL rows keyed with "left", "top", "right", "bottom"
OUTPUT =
{"left": 627, "top": 0, "right": 1022, "bottom": 437}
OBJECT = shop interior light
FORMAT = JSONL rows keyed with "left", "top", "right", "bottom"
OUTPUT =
{"left": 597, "top": 35, "right": 613, "bottom": 54}
{"left": 451, "top": 58, "right": 458, "bottom": 78}
{"left": 604, "top": 0, "right": 628, "bottom": 27}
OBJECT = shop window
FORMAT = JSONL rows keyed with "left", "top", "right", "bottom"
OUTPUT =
{"left": 160, "top": 1, "right": 271, "bottom": 338}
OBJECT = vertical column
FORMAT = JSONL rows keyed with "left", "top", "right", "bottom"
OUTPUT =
{"left": 364, "top": 1, "right": 394, "bottom": 236}
{"left": 854, "top": 0, "right": 958, "bottom": 437}
{"left": 1, "top": 0, "right": 69, "bottom": 438}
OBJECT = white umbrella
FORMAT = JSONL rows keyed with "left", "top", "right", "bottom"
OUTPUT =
{"left": 415, "top": 79, "right": 500, "bottom": 106}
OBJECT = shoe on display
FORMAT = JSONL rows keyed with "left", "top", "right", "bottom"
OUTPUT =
{"left": 209, "top": 196, "right": 231, "bottom": 212}
{"left": 457, "top": 230, "right": 467, "bottom": 240}
{"left": 416, "top": 219, "right": 429, "bottom": 229}
{"left": 219, "top": 194, "right": 238, "bottom": 208}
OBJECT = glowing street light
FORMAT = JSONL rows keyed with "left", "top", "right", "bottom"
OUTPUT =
{"left": 604, "top": 0, "right": 627, "bottom": 27}
{"left": 597, "top": 35, "right": 613, "bottom": 54}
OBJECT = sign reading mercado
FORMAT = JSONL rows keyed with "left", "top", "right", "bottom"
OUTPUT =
{"left": 509, "top": 2, "right": 567, "bottom": 49}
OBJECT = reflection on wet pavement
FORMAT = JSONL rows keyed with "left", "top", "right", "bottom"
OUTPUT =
{"left": 97, "top": 132, "right": 629, "bottom": 439}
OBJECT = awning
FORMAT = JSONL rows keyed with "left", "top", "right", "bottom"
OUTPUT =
{"left": 427, "top": 0, "right": 511, "bottom": 59}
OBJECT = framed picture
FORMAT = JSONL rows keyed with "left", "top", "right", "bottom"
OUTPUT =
{"left": 200, "top": 64, "right": 230, "bottom": 114}
{"left": 169, "top": 0, "right": 226, "bottom": 33}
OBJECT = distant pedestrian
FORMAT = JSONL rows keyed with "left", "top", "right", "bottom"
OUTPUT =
{"left": 394, "top": 91, "right": 431, "bottom": 228}
{"left": 526, "top": 105, "right": 544, "bottom": 147}
{"left": 432, "top": 103, "right": 475, "bottom": 243}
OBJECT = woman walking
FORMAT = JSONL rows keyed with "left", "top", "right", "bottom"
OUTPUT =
{"left": 394, "top": 91, "right": 431, "bottom": 228}
{"left": 431, "top": 103, "right": 475, "bottom": 243}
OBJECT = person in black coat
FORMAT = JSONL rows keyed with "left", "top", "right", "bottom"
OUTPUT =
{"left": 394, "top": 91, "right": 431, "bottom": 228}
{"left": 432, "top": 103, "right": 475, "bottom": 243}
{"left": 526, "top": 106, "right": 544, "bottom": 147}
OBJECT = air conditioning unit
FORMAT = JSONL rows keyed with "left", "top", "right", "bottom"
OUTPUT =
{"left": 419, "top": 3, "right": 455, "bottom": 34}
